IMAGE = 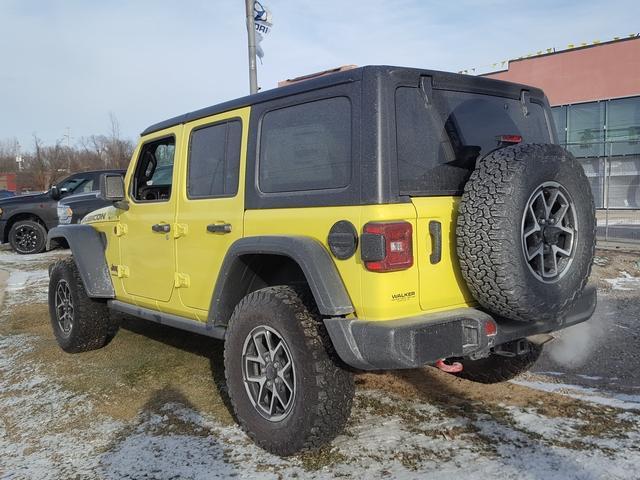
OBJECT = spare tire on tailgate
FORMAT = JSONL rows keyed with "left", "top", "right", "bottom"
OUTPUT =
{"left": 456, "top": 143, "right": 595, "bottom": 323}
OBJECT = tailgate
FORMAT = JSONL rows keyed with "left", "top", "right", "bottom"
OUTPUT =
{"left": 411, "top": 196, "right": 474, "bottom": 311}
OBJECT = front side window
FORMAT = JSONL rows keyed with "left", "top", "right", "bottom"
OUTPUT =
{"left": 132, "top": 137, "right": 175, "bottom": 202}
{"left": 188, "top": 120, "right": 242, "bottom": 198}
{"left": 259, "top": 97, "right": 351, "bottom": 193}
{"left": 396, "top": 87, "right": 551, "bottom": 196}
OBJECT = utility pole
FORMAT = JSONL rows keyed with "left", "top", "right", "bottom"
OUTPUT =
{"left": 63, "top": 127, "right": 72, "bottom": 172}
{"left": 244, "top": 0, "right": 258, "bottom": 94}
{"left": 64, "top": 127, "right": 71, "bottom": 148}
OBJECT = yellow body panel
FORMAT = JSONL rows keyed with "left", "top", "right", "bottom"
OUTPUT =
{"left": 352, "top": 204, "right": 419, "bottom": 320}
{"left": 244, "top": 205, "right": 363, "bottom": 317}
{"left": 245, "top": 199, "right": 470, "bottom": 322}
{"left": 118, "top": 126, "right": 182, "bottom": 309}
{"left": 174, "top": 107, "right": 250, "bottom": 315}
{"left": 411, "top": 196, "right": 474, "bottom": 312}
{"left": 83, "top": 105, "right": 473, "bottom": 325}
{"left": 83, "top": 206, "right": 127, "bottom": 300}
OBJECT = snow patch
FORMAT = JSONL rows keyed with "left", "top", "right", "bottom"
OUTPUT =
{"left": 4, "top": 268, "right": 49, "bottom": 304}
{"left": 512, "top": 379, "right": 640, "bottom": 411}
{"left": 605, "top": 271, "right": 640, "bottom": 291}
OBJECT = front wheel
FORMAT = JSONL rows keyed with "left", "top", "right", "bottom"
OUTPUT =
{"left": 48, "top": 258, "right": 119, "bottom": 353}
{"left": 224, "top": 286, "right": 354, "bottom": 456}
{"left": 9, "top": 220, "right": 47, "bottom": 254}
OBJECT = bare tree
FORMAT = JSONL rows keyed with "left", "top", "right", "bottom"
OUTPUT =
{"left": 0, "top": 138, "right": 20, "bottom": 172}
{"left": 23, "top": 135, "right": 50, "bottom": 190}
{"left": 4, "top": 114, "right": 135, "bottom": 192}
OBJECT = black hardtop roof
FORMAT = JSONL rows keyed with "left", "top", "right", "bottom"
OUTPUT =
{"left": 141, "top": 65, "right": 545, "bottom": 137}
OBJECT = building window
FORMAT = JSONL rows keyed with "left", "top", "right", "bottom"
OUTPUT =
{"left": 607, "top": 97, "right": 640, "bottom": 156}
{"left": 607, "top": 155, "right": 640, "bottom": 208}
{"left": 551, "top": 105, "right": 567, "bottom": 144}
{"left": 567, "top": 102, "right": 606, "bottom": 158}
{"left": 259, "top": 97, "right": 351, "bottom": 193}
{"left": 556, "top": 96, "right": 640, "bottom": 210}
{"left": 576, "top": 158, "right": 605, "bottom": 209}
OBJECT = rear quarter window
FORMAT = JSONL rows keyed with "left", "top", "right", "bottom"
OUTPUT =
{"left": 258, "top": 97, "right": 351, "bottom": 193}
{"left": 396, "top": 87, "right": 551, "bottom": 196}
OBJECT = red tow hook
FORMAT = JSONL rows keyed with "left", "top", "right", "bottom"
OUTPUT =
{"left": 435, "top": 359, "right": 463, "bottom": 373}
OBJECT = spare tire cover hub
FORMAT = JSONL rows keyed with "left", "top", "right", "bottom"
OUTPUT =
{"left": 521, "top": 181, "right": 577, "bottom": 283}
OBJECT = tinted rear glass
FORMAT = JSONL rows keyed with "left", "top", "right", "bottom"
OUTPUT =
{"left": 188, "top": 120, "right": 242, "bottom": 198}
{"left": 259, "top": 97, "right": 351, "bottom": 193}
{"left": 396, "top": 87, "right": 551, "bottom": 195}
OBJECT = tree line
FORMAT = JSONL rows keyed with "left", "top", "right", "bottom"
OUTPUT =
{"left": 0, "top": 115, "right": 135, "bottom": 192}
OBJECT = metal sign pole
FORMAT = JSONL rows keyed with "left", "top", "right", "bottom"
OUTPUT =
{"left": 245, "top": 0, "right": 258, "bottom": 94}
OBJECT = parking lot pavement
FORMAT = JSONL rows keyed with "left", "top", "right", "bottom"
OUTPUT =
{"left": 1, "top": 246, "right": 639, "bottom": 479}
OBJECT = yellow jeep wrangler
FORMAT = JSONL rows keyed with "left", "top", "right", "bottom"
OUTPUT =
{"left": 47, "top": 66, "right": 596, "bottom": 456}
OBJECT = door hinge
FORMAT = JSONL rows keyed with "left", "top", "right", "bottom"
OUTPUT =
{"left": 173, "top": 223, "right": 188, "bottom": 239}
{"left": 114, "top": 223, "right": 128, "bottom": 237}
{"left": 174, "top": 272, "right": 190, "bottom": 288}
{"left": 110, "top": 264, "right": 130, "bottom": 278}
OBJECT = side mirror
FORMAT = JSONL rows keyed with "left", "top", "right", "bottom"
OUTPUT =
{"left": 99, "top": 174, "right": 129, "bottom": 211}
{"left": 50, "top": 185, "right": 60, "bottom": 200}
{"left": 99, "top": 173, "right": 125, "bottom": 201}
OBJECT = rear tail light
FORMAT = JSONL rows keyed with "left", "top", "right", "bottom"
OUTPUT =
{"left": 484, "top": 320, "right": 497, "bottom": 336}
{"left": 361, "top": 221, "right": 413, "bottom": 272}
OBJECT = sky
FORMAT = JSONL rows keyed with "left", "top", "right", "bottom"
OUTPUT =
{"left": 1, "top": 0, "right": 638, "bottom": 151}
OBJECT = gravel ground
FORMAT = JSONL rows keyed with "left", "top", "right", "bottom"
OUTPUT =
{"left": 0, "top": 246, "right": 639, "bottom": 479}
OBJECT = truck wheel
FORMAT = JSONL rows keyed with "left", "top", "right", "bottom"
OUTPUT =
{"left": 457, "top": 144, "right": 596, "bottom": 323}
{"left": 9, "top": 220, "right": 47, "bottom": 254}
{"left": 224, "top": 285, "right": 354, "bottom": 456}
{"left": 48, "top": 258, "right": 119, "bottom": 353}
{"left": 456, "top": 342, "right": 542, "bottom": 384}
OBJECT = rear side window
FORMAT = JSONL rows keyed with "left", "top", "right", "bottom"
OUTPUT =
{"left": 259, "top": 97, "right": 351, "bottom": 193}
{"left": 188, "top": 120, "right": 242, "bottom": 198}
{"left": 396, "top": 87, "right": 551, "bottom": 195}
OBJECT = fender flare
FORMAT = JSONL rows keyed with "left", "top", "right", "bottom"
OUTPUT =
{"left": 47, "top": 225, "right": 115, "bottom": 298}
{"left": 208, "top": 236, "right": 354, "bottom": 326}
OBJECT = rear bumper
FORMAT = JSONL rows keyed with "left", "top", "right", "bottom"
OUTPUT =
{"left": 324, "top": 284, "right": 597, "bottom": 370}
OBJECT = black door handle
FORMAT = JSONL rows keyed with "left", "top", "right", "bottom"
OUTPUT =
{"left": 429, "top": 220, "right": 442, "bottom": 264}
{"left": 151, "top": 223, "right": 171, "bottom": 233}
{"left": 207, "top": 223, "right": 232, "bottom": 234}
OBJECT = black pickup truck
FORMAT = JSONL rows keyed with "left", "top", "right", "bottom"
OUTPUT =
{"left": 0, "top": 169, "right": 124, "bottom": 254}
{"left": 57, "top": 190, "right": 114, "bottom": 226}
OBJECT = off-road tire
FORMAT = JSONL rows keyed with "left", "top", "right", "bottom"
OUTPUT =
{"left": 224, "top": 285, "right": 355, "bottom": 456}
{"left": 9, "top": 219, "right": 47, "bottom": 255}
{"left": 457, "top": 144, "right": 596, "bottom": 323}
{"left": 48, "top": 258, "right": 119, "bottom": 353}
{"left": 456, "top": 343, "right": 543, "bottom": 384}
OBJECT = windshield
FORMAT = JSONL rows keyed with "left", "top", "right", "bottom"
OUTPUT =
{"left": 396, "top": 87, "right": 551, "bottom": 196}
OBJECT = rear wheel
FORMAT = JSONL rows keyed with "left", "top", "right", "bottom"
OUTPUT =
{"left": 456, "top": 342, "right": 543, "bottom": 384}
{"left": 9, "top": 220, "right": 47, "bottom": 254}
{"left": 224, "top": 285, "right": 354, "bottom": 456}
{"left": 48, "top": 258, "right": 119, "bottom": 353}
